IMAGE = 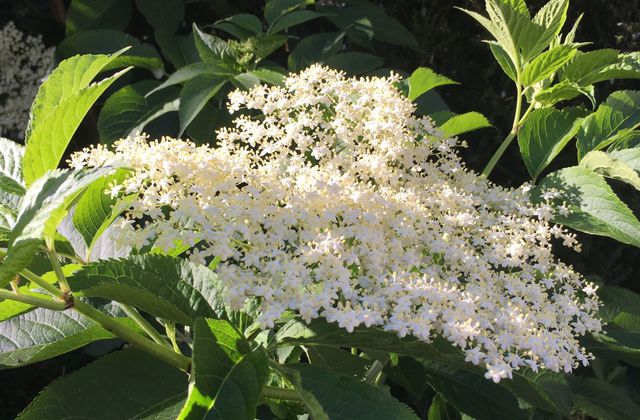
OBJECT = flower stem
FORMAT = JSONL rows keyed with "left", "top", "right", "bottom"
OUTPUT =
{"left": 120, "top": 304, "right": 170, "bottom": 347}
{"left": 20, "top": 269, "right": 65, "bottom": 298}
{"left": 44, "top": 246, "right": 71, "bottom": 293}
{"left": 73, "top": 299, "right": 191, "bottom": 372}
{"left": 0, "top": 288, "right": 68, "bottom": 311}
{"left": 262, "top": 386, "right": 302, "bottom": 402}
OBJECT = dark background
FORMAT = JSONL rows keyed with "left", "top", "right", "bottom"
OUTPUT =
{"left": 1, "top": 0, "right": 639, "bottom": 417}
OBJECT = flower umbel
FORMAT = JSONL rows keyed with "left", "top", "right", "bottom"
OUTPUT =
{"left": 71, "top": 65, "right": 601, "bottom": 382}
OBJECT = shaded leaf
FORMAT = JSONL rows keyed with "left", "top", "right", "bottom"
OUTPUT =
{"left": 65, "top": 0, "right": 132, "bottom": 34}
{"left": 288, "top": 32, "right": 344, "bottom": 71}
{"left": 179, "top": 74, "right": 227, "bottom": 136}
{"left": 270, "top": 10, "right": 328, "bottom": 34}
{"left": 568, "top": 376, "right": 640, "bottom": 420}
{"left": 135, "top": 0, "right": 184, "bottom": 32}
{"left": 580, "top": 150, "right": 640, "bottom": 190}
{"left": 324, "top": 52, "right": 383, "bottom": 75}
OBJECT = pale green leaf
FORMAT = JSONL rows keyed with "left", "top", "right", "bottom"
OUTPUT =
{"left": 408, "top": 67, "right": 458, "bottom": 101}
{"left": 179, "top": 74, "right": 227, "bottom": 136}
{"left": 580, "top": 150, "right": 640, "bottom": 190}
{"left": 608, "top": 148, "right": 640, "bottom": 173}
{"left": 439, "top": 112, "right": 491, "bottom": 137}
{"left": 0, "top": 137, "right": 25, "bottom": 196}
{"left": 68, "top": 254, "right": 226, "bottom": 325}
{"left": 517, "top": 107, "right": 585, "bottom": 180}
{"left": 561, "top": 48, "right": 620, "bottom": 84}
{"left": 532, "top": 166, "right": 640, "bottom": 247}
{"left": 527, "top": 0, "right": 569, "bottom": 59}
{"left": 487, "top": 41, "right": 517, "bottom": 81}
{"left": 577, "top": 90, "right": 640, "bottom": 158}
{"left": 521, "top": 44, "right": 577, "bottom": 86}
{"left": 533, "top": 80, "right": 595, "bottom": 107}
{"left": 18, "top": 349, "right": 187, "bottom": 419}
{"left": 177, "top": 318, "right": 269, "bottom": 420}
{"left": 0, "top": 167, "right": 116, "bottom": 286}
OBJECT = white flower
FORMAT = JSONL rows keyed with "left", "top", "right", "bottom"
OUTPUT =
{"left": 71, "top": 65, "right": 601, "bottom": 381}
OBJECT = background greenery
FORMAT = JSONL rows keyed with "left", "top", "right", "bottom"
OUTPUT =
{"left": 1, "top": 0, "right": 639, "bottom": 417}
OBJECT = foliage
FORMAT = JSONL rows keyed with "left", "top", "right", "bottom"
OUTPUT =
{"left": 0, "top": 0, "right": 639, "bottom": 419}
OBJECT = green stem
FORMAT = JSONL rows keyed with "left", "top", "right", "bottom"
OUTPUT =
{"left": 364, "top": 359, "right": 387, "bottom": 385}
{"left": 20, "top": 269, "right": 65, "bottom": 298}
{"left": 262, "top": 386, "right": 302, "bottom": 402}
{"left": 44, "top": 247, "right": 71, "bottom": 293}
{"left": 165, "top": 321, "right": 182, "bottom": 352}
{"left": 0, "top": 288, "right": 67, "bottom": 311}
{"left": 120, "top": 304, "right": 170, "bottom": 347}
{"left": 73, "top": 300, "right": 191, "bottom": 372}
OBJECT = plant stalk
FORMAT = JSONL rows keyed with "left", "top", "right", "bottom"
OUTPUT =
{"left": 364, "top": 359, "right": 387, "bottom": 385}
{"left": 44, "top": 247, "right": 71, "bottom": 293}
{"left": 73, "top": 299, "right": 191, "bottom": 372}
{"left": 262, "top": 386, "right": 302, "bottom": 401}
{"left": 0, "top": 288, "right": 68, "bottom": 311}
{"left": 120, "top": 304, "right": 170, "bottom": 347}
{"left": 20, "top": 269, "right": 65, "bottom": 298}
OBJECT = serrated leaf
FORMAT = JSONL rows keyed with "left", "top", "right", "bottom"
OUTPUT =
{"left": 288, "top": 32, "right": 344, "bottom": 72}
{"left": 0, "top": 137, "right": 25, "bottom": 196}
{"left": 577, "top": 90, "right": 640, "bottom": 158}
{"left": 178, "top": 318, "right": 269, "bottom": 420}
{"left": 439, "top": 112, "right": 491, "bottom": 137}
{"left": 561, "top": 48, "right": 620, "bottom": 84}
{"left": 608, "top": 148, "right": 640, "bottom": 172}
{"left": 421, "top": 360, "right": 527, "bottom": 420}
{"left": 407, "top": 67, "right": 458, "bottom": 101}
{"left": 591, "top": 52, "right": 640, "bottom": 84}
{"left": 65, "top": 0, "right": 132, "bottom": 34}
{"left": 521, "top": 44, "right": 577, "bottom": 86}
{"left": 533, "top": 80, "right": 595, "bottom": 107}
{"left": 0, "top": 304, "right": 125, "bottom": 368}
{"left": 56, "top": 29, "right": 164, "bottom": 71}
{"left": 532, "top": 166, "right": 640, "bottom": 247}
{"left": 23, "top": 52, "right": 130, "bottom": 186}
{"left": 179, "top": 75, "right": 227, "bottom": 136}
{"left": 568, "top": 376, "right": 640, "bottom": 420}
{"left": 580, "top": 150, "right": 640, "bottom": 190}
{"left": 72, "top": 169, "right": 129, "bottom": 251}
{"left": 281, "top": 363, "right": 418, "bottom": 420}
{"left": 18, "top": 349, "right": 187, "bottom": 419}
{"left": 517, "top": 107, "right": 585, "bottom": 180}
{"left": 269, "top": 10, "right": 328, "bottom": 34}
{"left": 527, "top": 0, "right": 569, "bottom": 59}
{"left": 98, "top": 80, "right": 180, "bottom": 144}
{"left": 487, "top": 41, "right": 517, "bottom": 81}
{"left": 458, "top": 7, "right": 518, "bottom": 66}
{"left": 485, "top": 0, "right": 544, "bottom": 62}
{"left": 135, "top": 0, "right": 184, "bottom": 32}
{"left": 192, "top": 23, "right": 237, "bottom": 65}
{"left": 68, "top": 254, "right": 226, "bottom": 325}
{"left": 0, "top": 167, "right": 116, "bottom": 286}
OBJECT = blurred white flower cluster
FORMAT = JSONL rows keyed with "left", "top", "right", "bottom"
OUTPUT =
{"left": 0, "top": 21, "right": 53, "bottom": 138}
{"left": 71, "top": 65, "right": 601, "bottom": 382}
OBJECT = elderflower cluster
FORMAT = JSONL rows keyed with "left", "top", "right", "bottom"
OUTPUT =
{"left": 70, "top": 65, "right": 601, "bottom": 382}
{"left": 0, "top": 21, "right": 53, "bottom": 138}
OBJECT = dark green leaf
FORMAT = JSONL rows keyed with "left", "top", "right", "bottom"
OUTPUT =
{"left": 427, "top": 394, "right": 460, "bottom": 420}
{"left": 517, "top": 107, "right": 585, "bottom": 180}
{"left": 282, "top": 363, "right": 418, "bottom": 420}
{"left": 265, "top": 0, "right": 309, "bottom": 25}
{"left": 192, "top": 23, "right": 237, "bottom": 65}
{"left": 179, "top": 74, "right": 227, "bottom": 136}
{"left": 214, "top": 14, "right": 263, "bottom": 39}
{"left": 56, "top": 29, "right": 164, "bottom": 71}
{"left": 269, "top": 10, "right": 328, "bottom": 34}
{"left": 68, "top": 254, "right": 226, "bottom": 325}
{"left": 577, "top": 90, "right": 640, "bottom": 159}
{"left": 147, "top": 62, "right": 235, "bottom": 97}
{"left": 135, "top": 0, "right": 184, "bottom": 31}
{"left": 532, "top": 166, "right": 640, "bottom": 247}
{"left": 288, "top": 32, "right": 344, "bottom": 71}
{"left": 407, "top": 67, "right": 458, "bottom": 101}
{"left": 306, "top": 346, "right": 370, "bottom": 379}
{"left": 23, "top": 52, "right": 130, "bottom": 185}
{"left": 178, "top": 318, "right": 269, "bottom": 419}
{"left": 18, "top": 349, "right": 187, "bottom": 419}
{"left": 568, "top": 376, "right": 640, "bottom": 420}
{"left": 250, "top": 68, "right": 286, "bottom": 85}
{"left": 65, "top": 0, "right": 132, "bottom": 34}
{"left": 324, "top": 52, "right": 383, "bottom": 75}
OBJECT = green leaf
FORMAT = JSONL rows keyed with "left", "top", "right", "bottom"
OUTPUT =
{"left": 591, "top": 52, "right": 640, "bottom": 84}
{"left": 0, "top": 137, "right": 25, "bottom": 196}
{"left": 56, "top": 29, "right": 164, "bottom": 71}
{"left": 521, "top": 44, "right": 577, "bottom": 86}
{"left": 250, "top": 68, "right": 286, "bottom": 86}
{"left": 532, "top": 166, "right": 640, "bottom": 247}
{"left": 282, "top": 363, "right": 418, "bottom": 420}
{"left": 288, "top": 32, "right": 344, "bottom": 72}
{"left": 305, "top": 346, "right": 370, "bottom": 379}
{"left": 265, "top": 0, "right": 309, "bottom": 25}
{"left": 580, "top": 150, "right": 640, "bottom": 190}
{"left": 568, "top": 376, "right": 640, "bottom": 420}
{"left": 18, "top": 349, "right": 188, "bottom": 419}
{"left": 251, "top": 34, "right": 288, "bottom": 61}
{"left": 23, "top": 52, "right": 130, "bottom": 186}
{"left": 533, "top": 80, "right": 595, "bottom": 108}
{"left": 65, "top": 0, "right": 132, "bottom": 34}
{"left": 487, "top": 41, "right": 517, "bottom": 81}
{"left": 179, "top": 75, "right": 227, "bottom": 136}
{"left": 457, "top": 7, "right": 519, "bottom": 66}
{"left": 439, "top": 112, "right": 492, "bottom": 137}
{"left": 72, "top": 169, "right": 129, "bottom": 252}
{"left": 214, "top": 14, "right": 263, "bottom": 40}
{"left": 577, "top": 90, "right": 640, "bottom": 159}
{"left": 147, "top": 62, "right": 235, "bottom": 97}
{"left": 484, "top": 0, "right": 544, "bottom": 62}
{"left": 192, "top": 23, "right": 237, "bottom": 65}
{"left": 421, "top": 360, "right": 527, "bottom": 420}
{"left": 427, "top": 394, "right": 460, "bottom": 420}
{"left": 561, "top": 49, "right": 619, "bottom": 84}
{"left": 517, "top": 107, "right": 585, "bottom": 180}
{"left": 527, "top": 0, "right": 569, "bottom": 59}
{"left": 178, "top": 318, "right": 269, "bottom": 420}
{"left": 0, "top": 167, "right": 116, "bottom": 286}
{"left": 609, "top": 148, "right": 640, "bottom": 173}
{"left": 68, "top": 254, "right": 226, "bottom": 325}
{"left": 98, "top": 80, "right": 180, "bottom": 144}
{"left": 407, "top": 67, "right": 458, "bottom": 101}
{"left": 0, "top": 304, "right": 124, "bottom": 368}
{"left": 135, "top": 0, "right": 184, "bottom": 32}
{"left": 270, "top": 10, "right": 328, "bottom": 34}
{"left": 608, "top": 131, "right": 640, "bottom": 151}
{"left": 324, "top": 52, "right": 383, "bottom": 75}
